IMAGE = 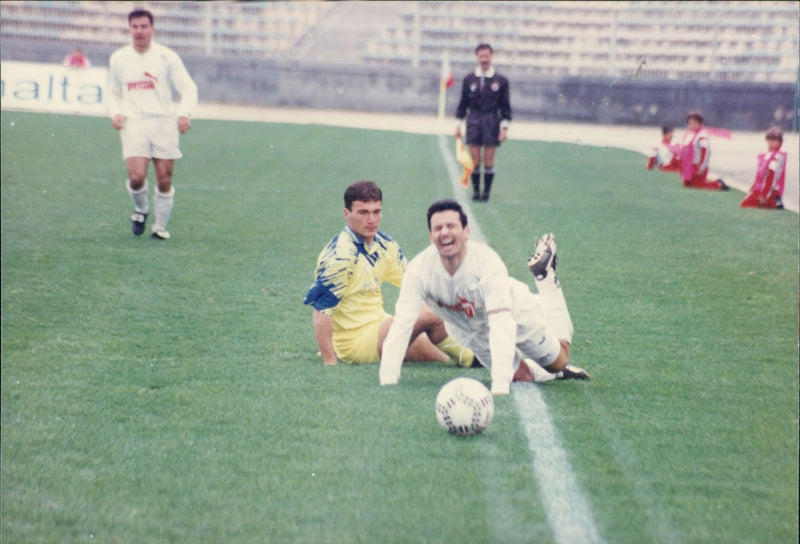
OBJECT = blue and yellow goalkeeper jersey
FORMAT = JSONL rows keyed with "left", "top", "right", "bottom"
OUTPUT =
{"left": 304, "top": 226, "right": 406, "bottom": 333}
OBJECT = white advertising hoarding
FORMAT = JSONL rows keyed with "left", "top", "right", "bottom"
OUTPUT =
{"left": 1, "top": 61, "right": 109, "bottom": 116}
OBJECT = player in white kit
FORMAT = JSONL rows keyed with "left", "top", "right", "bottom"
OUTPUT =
{"left": 380, "top": 199, "right": 589, "bottom": 395}
{"left": 108, "top": 9, "right": 198, "bottom": 240}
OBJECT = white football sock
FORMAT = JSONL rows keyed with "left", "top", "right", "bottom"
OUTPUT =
{"left": 524, "top": 358, "right": 557, "bottom": 382}
{"left": 128, "top": 180, "right": 149, "bottom": 214}
{"left": 535, "top": 278, "right": 574, "bottom": 343}
{"left": 152, "top": 187, "right": 175, "bottom": 232}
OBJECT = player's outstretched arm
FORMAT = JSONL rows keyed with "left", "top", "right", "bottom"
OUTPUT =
{"left": 312, "top": 309, "right": 337, "bottom": 365}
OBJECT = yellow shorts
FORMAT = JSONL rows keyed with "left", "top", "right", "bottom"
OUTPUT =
{"left": 333, "top": 316, "right": 390, "bottom": 364}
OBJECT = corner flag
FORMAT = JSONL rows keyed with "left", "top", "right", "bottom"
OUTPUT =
{"left": 456, "top": 136, "right": 473, "bottom": 187}
{"left": 440, "top": 51, "right": 455, "bottom": 91}
{"left": 438, "top": 51, "right": 454, "bottom": 121}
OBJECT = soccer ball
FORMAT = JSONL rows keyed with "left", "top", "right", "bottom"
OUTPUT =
{"left": 435, "top": 377, "right": 495, "bottom": 436}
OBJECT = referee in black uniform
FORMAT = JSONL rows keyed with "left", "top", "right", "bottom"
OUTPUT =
{"left": 455, "top": 43, "right": 512, "bottom": 202}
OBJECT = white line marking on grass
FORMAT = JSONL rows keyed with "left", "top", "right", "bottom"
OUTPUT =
{"left": 582, "top": 389, "right": 679, "bottom": 543}
{"left": 514, "top": 384, "right": 604, "bottom": 544}
{"left": 436, "top": 134, "right": 485, "bottom": 241}
{"left": 437, "top": 133, "right": 604, "bottom": 544}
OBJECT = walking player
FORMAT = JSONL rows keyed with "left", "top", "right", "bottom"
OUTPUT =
{"left": 108, "top": 8, "right": 198, "bottom": 240}
{"left": 455, "top": 44, "right": 512, "bottom": 203}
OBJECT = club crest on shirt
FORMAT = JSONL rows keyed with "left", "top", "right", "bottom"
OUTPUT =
{"left": 436, "top": 295, "right": 476, "bottom": 318}
{"left": 490, "top": 81, "right": 499, "bottom": 92}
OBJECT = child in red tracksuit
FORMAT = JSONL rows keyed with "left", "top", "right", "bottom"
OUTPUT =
{"left": 740, "top": 127, "right": 786, "bottom": 210}
{"left": 680, "top": 111, "right": 729, "bottom": 191}
{"left": 647, "top": 125, "right": 681, "bottom": 172}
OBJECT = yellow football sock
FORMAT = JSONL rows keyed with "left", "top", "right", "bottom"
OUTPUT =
{"left": 436, "top": 337, "right": 476, "bottom": 368}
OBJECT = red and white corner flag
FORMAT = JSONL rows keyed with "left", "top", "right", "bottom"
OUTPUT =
{"left": 440, "top": 51, "right": 455, "bottom": 90}
{"left": 438, "top": 51, "right": 454, "bottom": 121}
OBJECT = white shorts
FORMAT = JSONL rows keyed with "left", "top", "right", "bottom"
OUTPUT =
{"left": 120, "top": 117, "right": 182, "bottom": 160}
{"left": 446, "top": 278, "right": 561, "bottom": 370}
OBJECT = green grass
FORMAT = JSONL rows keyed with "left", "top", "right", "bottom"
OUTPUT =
{"left": 2, "top": 110, "right": 798, "bottom": 544}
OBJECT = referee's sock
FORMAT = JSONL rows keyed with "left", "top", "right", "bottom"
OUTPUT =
{"left": 471, "top": 171, "right": 481, "bottom": 200}
{"left": 482, "top": 167, "right": 495, "bottom": 200}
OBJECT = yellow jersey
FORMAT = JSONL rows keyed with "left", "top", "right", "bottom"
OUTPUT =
{"left": 304, "top": 226, "right": 406, "bottom": 334}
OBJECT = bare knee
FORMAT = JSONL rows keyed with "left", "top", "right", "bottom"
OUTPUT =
{"left": 544, "top": 340, "right": 570, "bottom": 372}
{"left": 128, "top": 177, "right": 146, "bottom": 190}
{"left": 156, "top": 177, "right": 172, "bottom": 193}
{"left": 153, "top": 159, "right": 174, "bottom": 193}
{"left": 415, "top": 308, "right": 447, "bottom": 344}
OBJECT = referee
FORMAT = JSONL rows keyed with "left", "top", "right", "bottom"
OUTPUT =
{"left": 455, "top": 43, "right": 512, "bottom": 202}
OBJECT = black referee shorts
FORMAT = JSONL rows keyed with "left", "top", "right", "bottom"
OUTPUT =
{"left": 465, "top": 113, "right": 501, "bottom": 147}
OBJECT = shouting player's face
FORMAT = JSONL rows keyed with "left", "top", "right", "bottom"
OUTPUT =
{"left": 129, "top": 16, "right": 155, "bottom": 52}
{"left": 429, "top": 210, "right": 470, "bottom": 265}
{"left": 344, "top": 200, "right": 382, "bottom": 244}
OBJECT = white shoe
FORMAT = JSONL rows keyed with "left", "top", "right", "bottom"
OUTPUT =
{"left": 527, "top": 233, "right": 558, "bottom": 282}
{"left": 151, "top": 229, "right": 171, "bottom": 240}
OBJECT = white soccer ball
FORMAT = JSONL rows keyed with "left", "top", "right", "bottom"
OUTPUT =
{"left": 435, "top": 377, "right": 495, "bottom": 436}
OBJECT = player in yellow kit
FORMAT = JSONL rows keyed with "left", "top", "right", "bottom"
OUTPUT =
{"left": 304, "top": 180, "right": 476, "bottom": 366}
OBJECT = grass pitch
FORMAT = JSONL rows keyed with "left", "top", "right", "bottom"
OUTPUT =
{"left": 1, "top": 110, "right": 798, "bottom": 543}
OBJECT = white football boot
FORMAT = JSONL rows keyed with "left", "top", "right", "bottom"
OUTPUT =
{"left": 527, "top": 233, "right": 558, "bottom": 282}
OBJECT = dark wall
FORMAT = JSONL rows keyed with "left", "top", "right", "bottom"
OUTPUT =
{"left": 3, "top": 37, "right": 795, "bottom": 131}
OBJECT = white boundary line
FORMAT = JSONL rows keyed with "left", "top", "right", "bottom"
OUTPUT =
{"left": 513, "top": 385, "right": 604, "bottom": 544}
{"left": 437, "top": 134, "right": 604, "bottom": 544}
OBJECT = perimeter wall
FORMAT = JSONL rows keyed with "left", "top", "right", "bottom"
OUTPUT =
{"left": 2, "top": 38, "right": 795, "bottom": 131}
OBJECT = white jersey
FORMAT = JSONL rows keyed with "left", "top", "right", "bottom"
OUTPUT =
{"left": 107, "top": 41, "right": 198, "bottom": 120}
{"left": 380, "top": 240, "right": 528, "bottom": 389}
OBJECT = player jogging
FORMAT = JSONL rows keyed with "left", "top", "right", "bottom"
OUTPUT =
{"left": 455, "top": 43, "right": 512, "bottom": 203}
{"left": 108, "top": 8, "right": 198, "bottom": 240}
{"left": 379, "top": 199, "right": 589, "bottom": 396}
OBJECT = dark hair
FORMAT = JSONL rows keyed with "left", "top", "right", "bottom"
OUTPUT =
{"left": 686, "top": 110, "right": 704, "bottom": 124}
{"left": 427, "top": 199, "right": 468, "bottom": 231}
{"left": 344, "top": 180, "right": 382, "bottom": 210}
{"left": 128, "top": 9, "right": 154, "bottom": 25}
{"left": 765, "top": 126, "right": 783, "bottom": 143}
{"left": 475, "top": 43, "right": 493, "bottom": 54}
{"left": 661, "top": 124, "right": 674, "bottom": 135}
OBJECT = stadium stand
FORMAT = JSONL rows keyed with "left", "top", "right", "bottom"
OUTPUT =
{"left": 362, "top": 1, "right": 799, "bottom": 83}
{"left": 1, "top": 1, "right": 797, "bottom": 83}
{"left": 0, "top": 1, "right": 331, "bottom": 58}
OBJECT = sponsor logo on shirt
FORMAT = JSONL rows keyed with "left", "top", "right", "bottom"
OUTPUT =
{"left": 437, "top": 295, "right": 476, "bottom": 318}
{"left": 128, "top": 72, "right": 158, "bottom": 91}
{"left": 128, "top": 80, "right": 155, "bottom": 91}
